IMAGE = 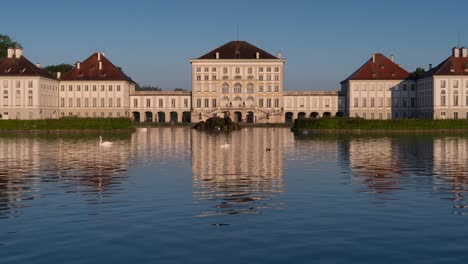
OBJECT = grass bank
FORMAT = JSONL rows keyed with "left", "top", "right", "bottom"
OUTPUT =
{"left": 292, "top": 118, "right": 468, "bottom": 131}
{"left": 0, "top": 117, "right": 134, "bottom": 130}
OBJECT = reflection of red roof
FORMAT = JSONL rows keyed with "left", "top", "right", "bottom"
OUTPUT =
{"left": 197, "top": 41, "right": 278, "bottom": 60}
{"left": 61, "top": 53, "right": 135, "bottom": 83}
{"left": 0, "top": 55, "right": 56, "bottom": 79}
{"left": 421, "top": 55, "right": 468, "bottom": 78}
{"left": 343, "top": 53, "right": 411, "bottom": 82}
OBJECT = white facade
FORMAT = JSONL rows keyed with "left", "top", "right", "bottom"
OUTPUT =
{"left": 0, "top": 48, "right": 59, "bottom": 120}
{"left": 283, "top": 91, "right": 345, "bottom": 121}
{"left": 130, "top": 91, "right": 191, "bottom": 122}
{"left": 344, "top": 80, "right": 416, "bottom": 119}
{"left": 59, "top": 80, "right": 133, "bottom": 118}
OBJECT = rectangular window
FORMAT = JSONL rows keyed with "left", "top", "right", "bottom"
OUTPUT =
{"left": 454, "top": 80, "right": 459, "bottom": 88}
{"left": 223, "top": 68, "right": 228, "bottom": 74}
{"left": 259, "top": 67, "right": 263, "bottom": 72}
{"left": 196, "top": 99, "right": 201, "bottom": 108}
{"left": 69, "top": 98, "right": 73, "bottom": 107}
{"left": 378, "top": 97, "right": 383, "bottom": 107}
{"left": 27, "top": 96, "right": 33, "bottom": 106}
{"left": 354, "top": 98, "right": 358, "bottom": 107}
{"left": 235, "top": 68, "right": 240, "bottom": 74}
{"left": 259, "top": 99, "right": 264, "bottom": 107}
{"left": 204, "top": 98, "right": 209, "bottom": 107}
{"left": 204, "top": 67, "right": 209, "bottom": 72}
{"left": 93, "top": 85, "right": 97, "bottom": 91}
{"left": 441, "top": 80, "right": 446, "bottom": 88}
{"left": 100, "top": 85, "right": 105, "bottom": 91}
{"left": 248, "top": 68, "right": 252, "bottom": 74}
{"left": 196, "top": 67, "right": 201, "bottom": 72}
{"left": 267, "top": 75, "right": 272, "bottom": 81}
{"left": 362, "top": 98, "right": 367, "bottom": 107}
{"left": 85, "top": 98, "right": 89, "bottom": 107}
{"left": 117, "top": 85, "right": 121, "bottom": 91}
{"left": 28, "top": 81, "right": 33, "bottom": 88}
{"left": 69, "top": 85, "right": 72, "bottom": 91}
{"left": 60, "top": 98, "right": 65, "bottom": 107}
{"left": 410, "top": 84, "right": 415, "bottom": 91}
{"left": 159, "top": 98, "right": 164, "bottom": 107}
{"left": 171, "top": 98, "right": 176, "bottom": 107}
{"left": 212, "top": 99, "right": 217, "bottom": 107}
{"left": 85, "top": 85, "right": 89, "bottom": 91}
{"left": 100, "top": 98, "right": 105, "bottom": 107}
{"left": 109, "top": 98, "right": 113, "bottom": 107}
{"left": 274, "top": 67, "right": 279, "bottom": 72}
{"left": 196, "top": 75, "right": 201, "bottom": 81}
{"left": 267, "top": 99, "right": 272, "bottom": 107}
{"left": 117, "top": 98, "right": 121, "bottom": 107}
{"left": 16, "top": 81, "right": 20, "bottom": 88}
{"left": 274, "top": 75, "right": 279, "bottom": 81}
{"left": 212, "top": 68, "right": 216, "bottom": 72}
{"left": 3, "top": 80, "right": 8, "bottom": 88}
{"left": 274, "top": 98, "right": 279, "bottom": 107}
{"left": 259, "top": 76, "right": 264, "bottom": 81}
{"left": 299, "top": 98, "right": 305, "bottom": 107}
{"left": 204, "top": 75, "right": 209, "bottom": 81}
{"left": 133, "top": 98, "right": 138, "bottom": 107}
{"left": 146, "top": 98, "right": 151, "bottom": 107}
{"left": 370, "top": 98, "right": 375, "bottom": 107}
{"left": 267, "top": 67, "right": 271, "bottom": 72}
{"left": 403, "top": 84, "right": 407, "bottom": 91}
{"left": 212, "top": 75, "right": 217, "bottom": 81}
{"left": 184, "top": 99, "right": 188, "bottom": 107}
{"left": 93, "top": 98, "right": 97, "bottom": 107}
{"left": 259, "top": 85, "right": 264, "bottom": 92}
{"left": 411, "top": 97, "right": 415, "bottom": 108}
{"left": 76, "top": 98, "right": 81, "bottom": 107}
{"left": 109, "top": 85, "right": 113, "bottom": 91}
{"left": 77, "top": 85, "right": 81, "bottom": 91}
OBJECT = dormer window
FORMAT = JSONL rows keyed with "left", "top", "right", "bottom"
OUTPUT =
{"left": 380, "top": 65, "right": 385, "bottom": 70}
{"left": 391, "top": 73, "right": 396, "bottom": 77}
{"left": 450, "top": 69, "right": 455, "bottom": 73}
{"left": 371, "top": 73, "right": 376, "bottom": 77}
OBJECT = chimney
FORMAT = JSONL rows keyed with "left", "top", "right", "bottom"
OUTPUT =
{"left": 97, "top": 52, "right": 101, "bottom": 60}
{"left": 429, "top": 64, "right": 433, "bottom": 70}
{"left": 256, "top": 52, "right": 260, "bottom": 59}
{"left": 35, "top": 63, "right": 41, "bottom": 68}
{"left": 216, "top": 52, "right": 219, "bottom": 59}
{"left": 7, "top": 48, "right": 14, "bottom": 58}
{"left": 390, "top": 54, "right": 394, "bottom": 62}
{"left": 277, "top": 52, "right": 282, "bottom": 59}
{"left": 453, "top": 47, "right": 460, "bottom": 57}
{"left": 77, "top": 62, "right": 80, "bottom": 69}
{"left": 372, "top": 54, "right": 376, "bottom": 63}
{"left": 99, "top": 61, "right": 102, "bottom": 70}
{"left": 462, "top": 47, "right": 468, "bottom": 58}
{"left": 57, "top": 72, "right": 61, "bottom": 79}
{"left": 14, "top": 48, "right": 23, "bottom": 58}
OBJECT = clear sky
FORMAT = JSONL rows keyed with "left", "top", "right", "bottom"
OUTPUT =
{"left": 2, "top": 0, "right": 467, "bottom": 90}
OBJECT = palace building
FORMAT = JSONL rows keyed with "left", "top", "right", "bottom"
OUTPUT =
{"left": 0, "top": 48, "right": 59, "bottom": 120}
{"left": 1, "top": 42, "right": 468, "bottom": 121}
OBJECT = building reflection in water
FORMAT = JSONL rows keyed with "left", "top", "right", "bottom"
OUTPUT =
{"left": 433, "top": 137, "right": 468, "bottom": 214}
{"left": 0, "top": 134, "right": 131, "bottom": 218}
{"left": 191, "top": 128, "right": 287, "bottom": 217}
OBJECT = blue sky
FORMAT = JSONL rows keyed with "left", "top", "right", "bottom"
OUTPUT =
{"left": 2, "top": 0, "right": 467, "bottom": 90}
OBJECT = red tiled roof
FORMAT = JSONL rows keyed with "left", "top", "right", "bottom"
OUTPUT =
{"left": 421, "top": 55, "right": 468, "bottom": 78}
{"left": 197, "top": 41, "right": 278, "bottom": 60}
{"left": 0, "top": 55, "right": 56, "bottom": 79}
{"left": 61, "top": 53, "right": 136, "bottom": 83}
{"left": 342, "top": 53, "right": 411, "bottom": 82}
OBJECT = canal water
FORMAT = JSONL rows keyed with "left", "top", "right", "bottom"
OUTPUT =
{"left": 1, "top": 128, "right": 468, "bottom": 263}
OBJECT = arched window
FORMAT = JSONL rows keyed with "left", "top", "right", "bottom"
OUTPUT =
{"left": 441, "top": 90, "right": 446, "bottom": 106}
{"left": 247, "top": 83, "right": 254, "bottom": 94}
{"left": 454, "top": 90, "right": 459, "bottom": 106}
{"left": 222, "top": 83, "right": 229, "bottom": 94}
{"left": 234, "top": 83, "right": 242, "bottom": 94}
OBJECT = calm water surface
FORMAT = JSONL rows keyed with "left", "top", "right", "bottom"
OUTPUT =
{"left": 1, "top": 128, "right": 468, "bottom": 263}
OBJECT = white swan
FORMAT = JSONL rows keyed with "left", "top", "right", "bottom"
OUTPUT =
{"left": 99, "top": 136, "right": 113, "bottom": 147}
{"left": 220, "top": 141, "right": 230, "bottom": 148}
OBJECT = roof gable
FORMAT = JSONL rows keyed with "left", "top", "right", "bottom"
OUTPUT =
{"left": 61, "top": 53, "right": 135, "bottom": 83}
{"left": 421, "top": 56, "right": 468, "bottom": 78}
{"left": 197, "top": 41, "right": 278, "bottom": 60}
{"left": 0, "top": 56, "right": 56, "bottom": 79}
{"left": 343, "top": 53, "right": 411, "bottom": 82}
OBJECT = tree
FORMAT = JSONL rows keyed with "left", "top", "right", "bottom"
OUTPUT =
{"left": 411, "top": 67, "right": 426, "bottom": 79}
{"left": 44, "top": 64, "right": 74, "bottom": 75}
{"left": 0, "top": 34, "right": 22, "bottom": 58}
{"left": 174, "top": 88, "right": 186, "bottom": 91}
{"left": 135, "top": 84, "right": 162, "bottom": 91}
